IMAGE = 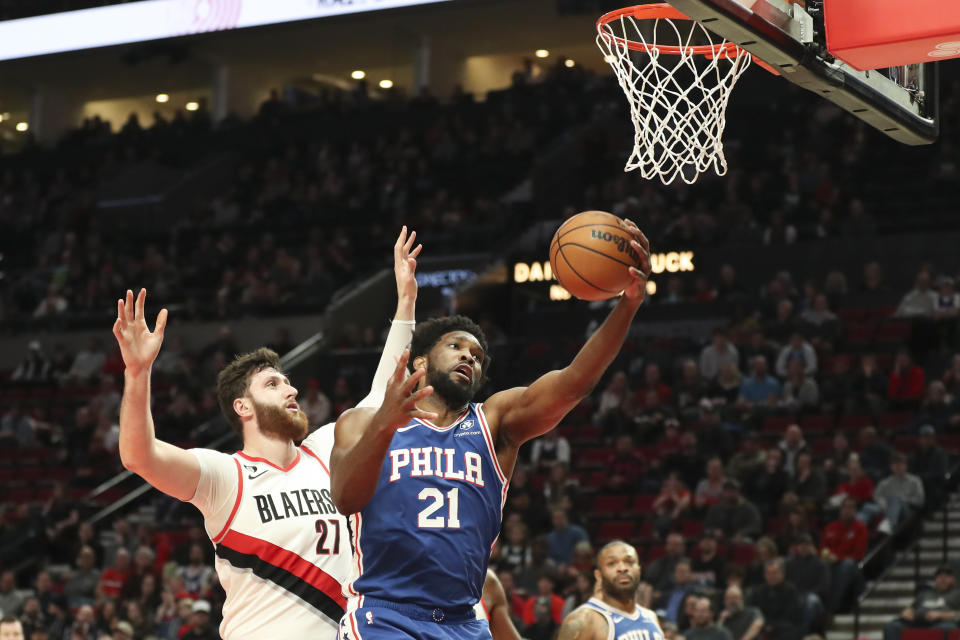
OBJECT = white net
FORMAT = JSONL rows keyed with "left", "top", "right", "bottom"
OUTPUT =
{"left": 597, "top": 6, "right": 752, "bottom": 185}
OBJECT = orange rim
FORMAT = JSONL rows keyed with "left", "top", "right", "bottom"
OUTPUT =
{"left": 597, "top": 3, "right": 745, "bottom": 59}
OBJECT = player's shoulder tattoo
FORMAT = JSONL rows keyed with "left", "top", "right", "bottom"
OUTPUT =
{"left": 558, "top": 607, "right": 605, "bottom": 640}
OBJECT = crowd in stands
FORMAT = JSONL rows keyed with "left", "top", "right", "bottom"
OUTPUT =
{"left": 2, "top": 58, "right": 960, "bottom": 640}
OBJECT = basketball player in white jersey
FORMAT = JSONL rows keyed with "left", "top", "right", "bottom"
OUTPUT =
{"left": 558, "top": 541, "right": 665, "bottom": 640}
{"left": 475, "top": 569, "right": 522, "bottom": 640}
{"left": 112, "top": 228, "right": 422, "bottom": 640}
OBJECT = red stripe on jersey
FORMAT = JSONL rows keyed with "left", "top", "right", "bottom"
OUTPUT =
{"left": 300, "top": 445, "right": 330, "bottom": 475}
{"left": 236, "top": 450, "right": 302, "bottom": 472}
{"left": 476, "top": 404, "right": 508, "bottom": 486}
{"left": 220, "top": 529, "right": 347, "bottom": 609}
{"left": 213, "top": 458, "right": 244, "bottom": 543}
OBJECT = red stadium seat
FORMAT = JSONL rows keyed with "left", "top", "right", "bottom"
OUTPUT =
{"left": 590, "top": 495, "right": 629, "bottom": 517}
{"left": 901, "top": 630, "right": 947, "bottom": 640}
{"left": 681, "top": 519, "right": 703, "bottom": 538}
{"left": 597, "top": 520, "right": 636, "bottom": 542}
{"left": 893, "top": 436, "right": 919, "bottom": 453}
{"left": 635, "top": 519, "right": 655, "bottom": 541}
{"left": 762, "top": 416, "right": 794, "bottom": 434}
{"left": 838, "top": 414, "right": 873, "bottom": 429}
{"left": 877, "top": 320, "right": 912, "bottom": 342}
{"left": 579, "top": 447, "right": 612, "bottom": 469}
{"left": 811, "top": 437, "right": 833, "bottom": 454}
{"left": 731, "top": 544, "right": 755, "bottom": 566}
{"left": 633, "top": 495, "right": 657, "bottom": 513}
{"left": 945, "top": 629, "right": 960, "bottom": 640}
{"left": 646, "top": 545, "right": 667, "bottom": 564}
{"left": 879, "top": 412, "right": 915, "bottom": 430}
{"left": 799, "top": 414, "right": 835, "bottom": 433}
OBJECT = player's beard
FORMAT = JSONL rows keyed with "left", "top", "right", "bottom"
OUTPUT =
{"left": 253, "top": 400, "right": 309, "bottom": 442}
{"left": 426, "top": 362, "right": 478, "bottom": 409}
{"left": 601, "top": 573, "right": 641, "bottom": 602}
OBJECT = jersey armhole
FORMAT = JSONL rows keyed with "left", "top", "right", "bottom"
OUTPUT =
{"left": 300, "top": 444, "right": 330, "bottom": 475}
{"left": 475, "top": 404, "right": 508, "bottom": 487}
{"left": 212, "top": 458, "right": 244, "bottom": 544}
{"left": 582, "top": 605, "right": 615, "bottom": 640}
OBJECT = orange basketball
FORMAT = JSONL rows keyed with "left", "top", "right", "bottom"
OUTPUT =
{"left": 549, "top": 210, "right": 642, "bottom": 301}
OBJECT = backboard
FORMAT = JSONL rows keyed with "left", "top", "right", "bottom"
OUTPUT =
{"left": 664, "top": 0, "right": 939, "bottom": 145}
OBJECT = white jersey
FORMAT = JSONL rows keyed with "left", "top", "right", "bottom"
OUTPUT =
{"left": 189, "top": 426, "right": 346, "bottom": 640}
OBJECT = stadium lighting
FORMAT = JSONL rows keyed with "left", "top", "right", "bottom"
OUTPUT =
{"left": 535, "top": 49, "right": 550, "bottom": 58}
{"left": 351, "top": 70, "right": 366, "bottom": 80}
{"left": 564, "top": 59, "right": 576, "bottom": 68}
{"left": 185, "top": 101, "right": 199, "bottom": 112}
{"left": 0, "top": 114, "right": 4, "bottom": 122}
{"left": 155, "top": 93, "right": 169, "bottom": 103}
{"left": 15, "top": 122, "right": 28, "bottom": 132}
{"left": 379, "top": 79, "right": 394, "bottom": 89}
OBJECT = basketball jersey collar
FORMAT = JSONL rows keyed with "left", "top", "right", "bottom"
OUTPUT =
{"left": 413, "top": 406, "right": 472, "bottom": 431}
{"left": 588, "top": 596, "right": 643, "bottom": 620}
{"left": 236, "top": 450, "right": 301, "bottom": 472}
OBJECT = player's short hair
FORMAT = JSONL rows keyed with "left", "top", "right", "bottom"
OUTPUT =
{"left": 596, "top": 540, "right": 639, "bottom": 565}
{"left": 409, "top": 315, "right": 491, "bottom": 378}
{"left": 0, "top": 616, "right": 22, "bottom": 629}
{"left": 216, "top": 347, "right": 282, "bottom": 435}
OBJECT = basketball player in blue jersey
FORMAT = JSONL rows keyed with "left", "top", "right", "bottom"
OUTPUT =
{"left": 330, "top": 218, "right": 651, "bottom": 639}
{"left": 558, "top": 541, "right": 665, "bottom": 640}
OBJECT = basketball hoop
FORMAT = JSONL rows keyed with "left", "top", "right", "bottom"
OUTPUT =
{"left": 597, "top": 4, "right": 757, "bottom": 185}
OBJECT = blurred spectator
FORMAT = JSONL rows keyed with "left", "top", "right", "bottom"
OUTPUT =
{"left": 594, "top": 371, "right": 633, "bottom": 436}
{"left": 521, "top": 575, "right": 564, "bottom": 627}
{"left": 645, "top": 533, "right": 687, "bottom": 595}
{"left": 66, "top": 604, "right": 101, "bottom": 640}
{"left": 686, "top": 597, "right": 734, "bottom": 640}
{"left": 727, "top": 432, "right": 765, "bottom": 485}
{"left": 562, "top": 572, "right": 594, "bottom": 618}
{"left": 744, "top": 538, "right": 779, "bottom": 590}
{"left": 718, "top": 585, "right": 764, "bottom": 640}
{"left": 763, "top": 210, "right": 797, "bottom": 246}
{"left": 895, "top": 270, "right": 937, "bottom": 318}
{"left": 524, "top": 596, "right": 559, "bottom": 640}
{"left": 20, "top": 599, "right": 44, "bottom": 637}
{"left": 675, "top": 360, "right": 710, "bottom": 417}
{"left": 177, "top": 544, "right": 215, "bottom": 599}
{"left": 712, "top": 363, "right": 744, "bottom": 406}
{"left": 658, "top": 559, "right": 697, "bottom": 624}
{"left": 889, "top": 350, "right": 926, "bottom": 408}
{"left": 775, "top": 333, "right": 818, "bottom": 378}
{"left": 911, "top": 425, "right": 950, "bottom": 504}
{"left": 820, "top": 498, "right": 867, "bottom": 611}
{"left": 0, "top": 406, "right": 36, "bottom": 448}
{"left": 800, "top": 294, "right": 841, "bottom": 347}
{"left": 182, "top": 600, "right": 218, "bottom": 640}
{"left": 942, "top": 354, "right": 960, "bottom": 396}
{"left": 496, "top": 522, "right": 533, "bottom": 575}
{"left": 918, "top": 380, "right": 960, "bottom": 431}
{"left": 737, "top": 356, "right": 781, "bottom": 411}
{"left": 785, "top": 534, "right": 829, "bottom": 627}
{"left": 745, "top": 449, "right": 788, "bottom": 519}
{"left": 691, "top": 537, "right": 727, "bottom": 588}
{"left": 98, "top": 548, "right": 131, "bottom": 599}
{"left": 636, "top": 364, "right": 672, "bottom": 408}
{"left": 697, "top": 402, "right": 734, "bottom": 462}
{"left": 748, "top": 558, "right": 803, "bottom": 640}
{"left": 716, "top": 265, "right": 748, "bottom": 304}
{"left": 786, "top": 452, "right": 827, "bottom": 512}
{"left": 545, "top": 508, "right": 588, "bottom": 565}
{"left": 852, "top": 354, "right": 888, "bottom": 414}
{"left": 695, "top": 457, "right": 727, "bottom": 510}
{"left": 665, "top": 432, "right": 706, "bottom": 490}
{"left": 781, "top": 360, "right": 820, "bottom": 412}
{"left": 829, "top": 455, "right": 874, "bottom": 510}
{"left": 704, "top": 480, "right": 763, "bottom": 542}
{"left": 65, "top": 338, "right": 108, "bottom": 385}
{"left": 778, "top": 425, "right": 809, "bottom": 476}
{"left": 605, "top": 435, "right": 646, "bottom": 494}
{"left": 0, "top": 572, "right": 22, "bottom": 618}
{"left": 64, "top": 546, "right": 100, "bottom": 608}
{"left": 0, "top": 617, "right": 24, "bottom": 640}
{"left": 776, "top": 506, "right": 818, "bottom": 553}
{"left": 765, "top": 300, "right": 798, "bottom": 346}
{"left": 530, "top": 429, "right": 571, "bottom": 471}
{"left": 542, "top": 463, "right": 578, "bottom": 508}
{"left": 300, "top": 379, "right": 332, "bottom": 428}
{"left": 841, "top": 198, "right": 877, "bottom": 236}
{"left": 858, "top": 426, "right": 892, "bottom": 481}
{"left": 700, "top": 329, "right": 740, "bottom": 381}
{"left": 859, "top": 452, "right": 925, "bottom": 535}
{"left": 882, "top": 565, "right": 960, "bottom": 640}
{"left": 11, "top": 341, "right": 51, "bottom": 384}
{"left": 861, "top": 261, "right": 890, "bottom": 297}
{"left": 33, "top": 287, "right": 68, "bottom": 319}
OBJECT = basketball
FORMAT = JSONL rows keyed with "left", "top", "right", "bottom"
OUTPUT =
{"left": 549, "top": 210, "right": 643, "bottom": 301}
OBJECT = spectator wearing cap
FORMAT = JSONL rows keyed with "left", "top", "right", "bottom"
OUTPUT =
{"left": 775, "top": 332, "right": 818, "bottom": 378}
{"left": 181, "top": 600, "right": 217, "bottom": 640}
{"left": 882, "top": 565, "right": 960, "bottom": 640}
{"left": 737, "top": 356, "right": 781, "bottom": 412}
{"left": 785, "top": 534, "right": 829, "bottom": 627}
{"left": 704, "top": 479, "right": 762, "bottom": 542}
{"left": 700, "top": 329, "right": 740, "bottom": 381}
{"left": 820, "top": 497, "right": 867, "bottom": 612}
{"left": 911, "top": 425, "right": 949, "bottom": 504}
{"left": 859, "top": 452, "right": 925, "bottom": 535}
{"left": 0, "top": 616, "right": 24, "bottom": 640}
{"left": 719, "top": 585, "right": 764, "bottom": 640}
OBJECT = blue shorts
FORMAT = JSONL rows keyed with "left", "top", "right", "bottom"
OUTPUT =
{"left": 340, "top": 597, "right": 491, "bottom": 640}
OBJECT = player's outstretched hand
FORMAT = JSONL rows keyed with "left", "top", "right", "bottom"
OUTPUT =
{"left": 374, "top": 349, "right": 438, "bottom": 431}
{"left": 112, "top": 288, "right": 168, "bottom": 377}
{"left": 394, "top": 225, "right": 423, "bottom": 302}
{"left": 620, "top": 217, "right": 652, "bottom": 302}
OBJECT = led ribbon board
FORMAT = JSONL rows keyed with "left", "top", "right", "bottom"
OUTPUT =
{"left": 0, "top": 0, "right": 455, "bottom": 62}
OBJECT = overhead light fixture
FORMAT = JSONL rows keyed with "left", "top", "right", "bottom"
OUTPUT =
{"left": 535, "top": 49, "right": 550, "bottom": 58}
{"left": 564, "top": 59, "right": 576, "bottom": 68}
{"left": 15, "top": 122, "right": 28, "bottom": 132}
{"left": 185, "top": 101, "right": 199, "bottom": 112}
{"left": 379, "top": 79, "right": 393, "bottom": 89}
{"left": 351, "top": 70, "right": 366, "bottom": 80}
{"left": 155, "top": 93, "right": 170, "bottom": 103}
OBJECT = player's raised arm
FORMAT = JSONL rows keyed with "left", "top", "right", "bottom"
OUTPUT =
{"left": 113, "top": 289, "right": 200, "bottom": 501}
{"left": 330, "top": 351, "right": 438, "bottom": 514}
{"left": 484, "top": 220, "right": 651, "bottom": 446}
{"left": 357, "top": 226, "right": 422, "bottom": 409}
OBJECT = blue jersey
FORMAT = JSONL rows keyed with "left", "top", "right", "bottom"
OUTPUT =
{"left": 580, "top": 598, "right": 665, "bottom": 640}
{"left": 346, "top": 403, "right": 507, "bottom": 609}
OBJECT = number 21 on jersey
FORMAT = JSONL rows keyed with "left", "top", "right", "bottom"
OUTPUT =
{"left": 417, "top": 488, "right": 461, "bottom": 528}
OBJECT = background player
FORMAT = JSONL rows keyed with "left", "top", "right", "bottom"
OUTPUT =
{"left": 557, "top": 541, "right": 664, "bottom": 640}
{"left": 475, "top": 569, "right": 523, "bottom": 640}
{"left": 112, "top": 228, "right": 422, "bottom": 639}
{"left": 331, "top": 218, "right": 651, "bottom": 639}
